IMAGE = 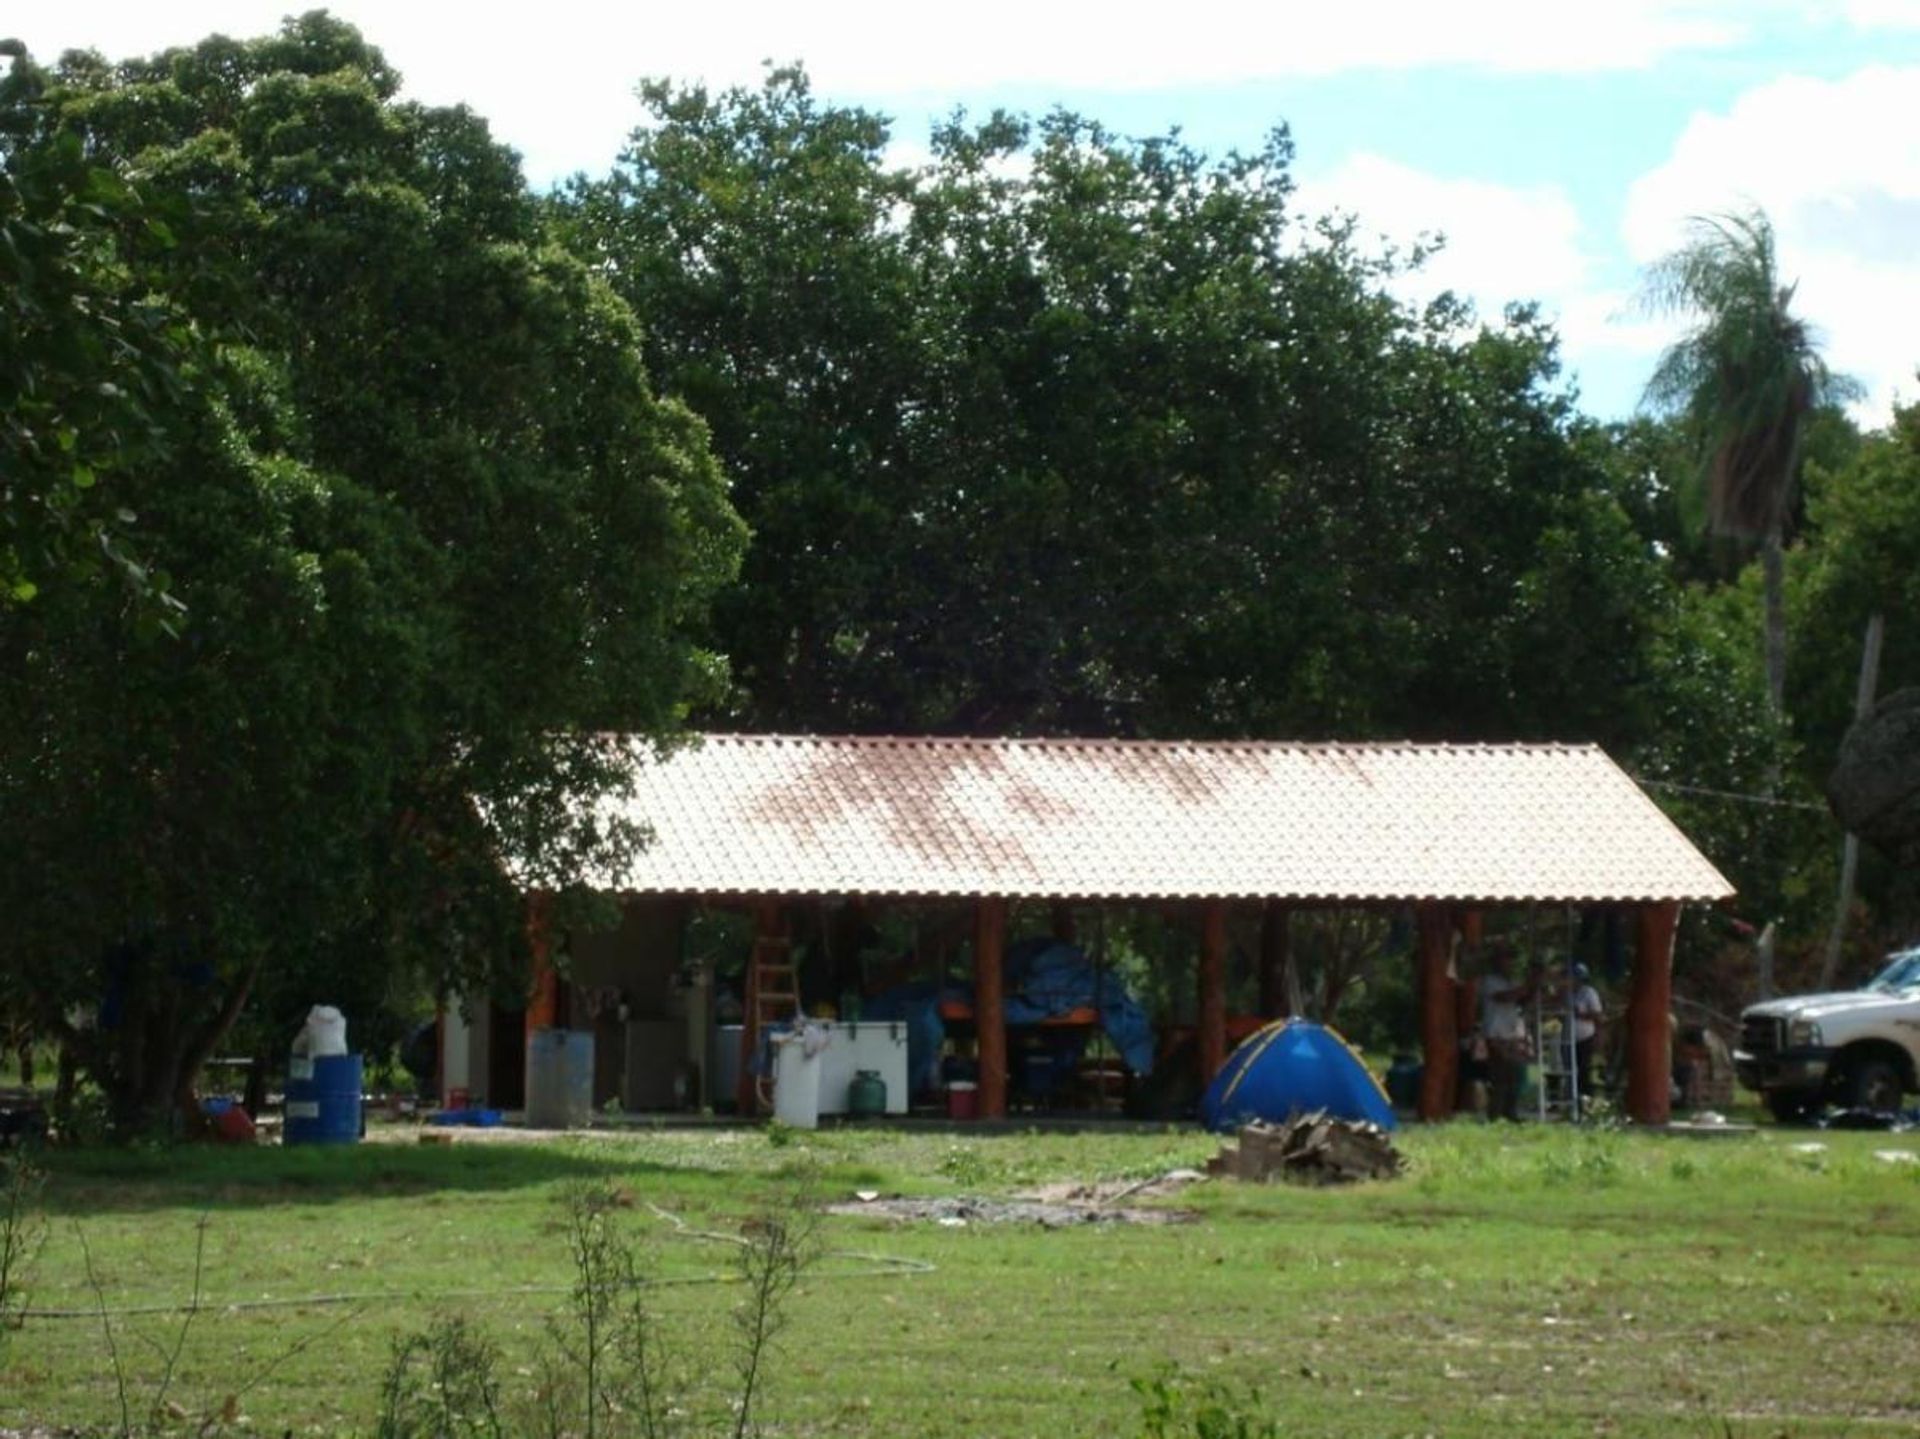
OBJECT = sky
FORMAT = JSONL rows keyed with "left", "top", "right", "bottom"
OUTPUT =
{"left": 11, "top": 1, "right": 1920, "bottom": 424}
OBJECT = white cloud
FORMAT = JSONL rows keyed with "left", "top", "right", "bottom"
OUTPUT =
{"left": 1622, "top": 65, "right": 1920, "bottom": 420}
{"left": 1845, "top": 0, "right": 1920, "bottom": 27}
{"left": 12, "top": 1, "right": 1749, "bottom": 183}
{"left": 1290, "top": 155, "right": 1689, "bottom": 413}
{"left": 1297, "top": 154, "right": 1592, "bottom": 309}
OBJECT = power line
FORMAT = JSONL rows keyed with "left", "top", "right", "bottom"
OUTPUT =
{"left": 1633, "top": 775, "right": 1829, "bottom": 814}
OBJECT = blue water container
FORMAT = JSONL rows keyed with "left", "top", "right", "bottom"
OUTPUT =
{"left": 285, "top": 1053, "right": 364, "bottom": 1145}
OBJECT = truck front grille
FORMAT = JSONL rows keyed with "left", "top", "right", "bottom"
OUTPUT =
{"left": 1742, "top": 1015, "right": 1784, "bottom": 1056}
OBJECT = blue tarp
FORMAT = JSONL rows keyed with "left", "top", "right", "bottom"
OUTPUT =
{"left": 865, "top": 940, "right": 1155, "bottom": 1098}
{"left": 1003, "top": 939, "right": 1156, "bottom": 1077}
{"left": 860, "top": 982, "right": 950, "bottom": 1094}
{"left": 1200, "top": 1019, "right": 1396, "bottom": 1132}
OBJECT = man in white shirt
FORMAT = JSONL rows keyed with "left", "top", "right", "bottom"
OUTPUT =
{"left": 1480, "top": 943, "right": 1534, "bottom": 1121}
{"left": 1570, "top": 963, "right": 1603, "bottom": 1107}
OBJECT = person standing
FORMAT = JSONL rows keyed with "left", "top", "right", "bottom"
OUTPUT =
{"left": 1480, "top": 943, "right": 1534, "bottom": 1122}
{"left": 1570, "top": 963, "right": 1603, "bottom": 1109}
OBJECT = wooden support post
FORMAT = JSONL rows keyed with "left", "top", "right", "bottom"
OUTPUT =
{"left": 1416, "top": 904, "right": 1458, "bottom": 1122}
{"left": 975, "top": 897, "right": 1009, "bottom": 1119}
{"left": 1259, "top": 900, "right": 1292, "bottom": 1017}
{"left": 1626, "top": 901, "right": 1679, "bottom": 1126}
{"left": 525, "top": 891, "right": 558, "bottom": 1039}
{"left": 1199, "top": 901, "right": 1228, "bottom": 1086}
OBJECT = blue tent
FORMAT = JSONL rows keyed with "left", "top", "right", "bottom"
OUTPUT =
{"left": 1200, "top": 1019, "right": 1396, "bottom": 1132}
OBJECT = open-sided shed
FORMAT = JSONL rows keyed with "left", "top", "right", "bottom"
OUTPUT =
{"left": 523, "top": 734, "right": 1734, "bottom": 1125}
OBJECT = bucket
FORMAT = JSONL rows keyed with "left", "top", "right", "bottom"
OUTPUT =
{"left": 946, "top": 1081, "right": 978, "bottom": 1120}
{"left": 526, "top": 1028, "right": 595, "bottom": 1129}
{"left": 1385, "top": 1054, "right": 1422, "bottom": 1110}
{"left": 285, "top": 1053, "right": 364, "bottom": 1146}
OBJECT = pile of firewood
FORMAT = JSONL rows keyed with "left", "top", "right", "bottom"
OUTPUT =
{"left": 1207, "top": 1112, "right": 1403, "bottom": 1185}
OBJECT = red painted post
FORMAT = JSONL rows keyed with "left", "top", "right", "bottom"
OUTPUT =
{"left": 1626, "top": 901, "right": 1679, "bottom": 1125}
{"left": 1199, "top": 901, "right": 1228, "bottom": 1085}
{"left": 975, "top": 897, "right": 1009, "bottom": 1119}
{"left": 1417, "top": 904, "right": 1458, "bottom": 1121}
{"left": 525, "top": 891, "right": 558, "bottom": 1040}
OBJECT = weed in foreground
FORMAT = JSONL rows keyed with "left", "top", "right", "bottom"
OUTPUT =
{"left": 69, "top": 1206, "right": 361, "bottom": 1439}
{"left": 0, "top": 1151, "right": 46, "bottom": 1355}
{"left": 1131, "top": 1364, "right": 1281, "bottom": 1439}
{"left": 383, "top": 1178, "right": 818, "bottom": 1439}
{"left": 374, "top": 1314, "right": 506, "bottom": 1439}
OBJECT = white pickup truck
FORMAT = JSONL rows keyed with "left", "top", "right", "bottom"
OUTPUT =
{"left": 1736, "top": 947, "right": 1920, "bottom": 1120}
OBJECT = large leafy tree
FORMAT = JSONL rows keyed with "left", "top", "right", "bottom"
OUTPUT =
{"left": 0, "top": 42, "right": 187, "bottom": 614}
{"left": 1795, "top": 404, "right": 1920, "bottom": 947}
{"left": 0, "top": 16, "right": 743, "bottom": 1131}
{"left": 1637, "top": 209, "right": 1858, "bottom": 715}
{"left": 567, "top": 74, "right": 1666, "bottom": 747}
{"left": 560, "top": 67, "right": 922, "bottom": 729}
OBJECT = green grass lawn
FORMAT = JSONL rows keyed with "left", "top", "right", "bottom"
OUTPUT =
{"left": 3, "top": 1120, "right": 1918, "bottom": 1436}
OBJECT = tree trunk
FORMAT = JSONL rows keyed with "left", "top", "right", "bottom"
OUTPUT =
{"left": 79, "top": 949, "right": 264, "bottom": 1138}
{"left": 1761, "top": 523, "right": 1787, "bottom": 718}
{"left": 1818, "top": 612, "right": 1884, "bottom": 991}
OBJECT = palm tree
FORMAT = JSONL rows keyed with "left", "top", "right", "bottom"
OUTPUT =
{"left": 1637, "top": 208, "right": 1858, "bottom": 715}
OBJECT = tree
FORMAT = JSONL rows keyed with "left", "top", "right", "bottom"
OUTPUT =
{"left": 1637, "top": 208, "right": 1859, "bottom": 716}
{"left": 0, "top": 17, "right": 743, "bottom": 1132}
{"left": 568, "top": 75, "right": 1668, "bottom": 749}
{"left": 0, "top": 42, "right": 188, "bottom": 615}
{"left": 1796, "top": 403, "right": 1920, "bottom": 950}
{"left": 559, "top": 66, "right": 924, "bottom": 730}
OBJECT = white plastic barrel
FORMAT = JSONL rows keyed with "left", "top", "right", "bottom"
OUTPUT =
{"left": 771, "top": 1033, "right": 822, "bottom": 1129}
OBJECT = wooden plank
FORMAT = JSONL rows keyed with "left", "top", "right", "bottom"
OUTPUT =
{"left": 975, "top": 897, "right": 1009, "bottom": 1119}
{"left": 1199, "top": 901, "right": 1228, "bottom": 1085}
{"left": 1626, "top": 901, "right": 1679, "bottom": 1125}
{"left": 1416, "top": 904, "right": 1457, "bottom": 1122}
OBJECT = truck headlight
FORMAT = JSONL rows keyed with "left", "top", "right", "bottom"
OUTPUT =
{"left": 1788, "top": 1019, "right": 1823, "bottom": 1048}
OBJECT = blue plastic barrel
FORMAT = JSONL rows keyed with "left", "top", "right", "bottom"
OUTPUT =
{"left": 285, "top": 1053, "right": 364, "bottom": 1145}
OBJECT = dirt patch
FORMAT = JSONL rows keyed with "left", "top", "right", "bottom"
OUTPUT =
{"left": 1018, "top": 1168, "right": 1206, "bottom": 1207}
{"left": 826, "top": 1182, "right": 1201, "bottom": 1228}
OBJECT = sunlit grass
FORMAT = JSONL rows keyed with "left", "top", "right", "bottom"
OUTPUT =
{"left": 4, "top": 1121, "right": 1917, "bottom": 1435}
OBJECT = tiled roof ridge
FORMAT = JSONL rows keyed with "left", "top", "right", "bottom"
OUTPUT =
{"left": 694, "top": 732, "right": 1605, "bottom": 755}
{"left": 572, "top": 729, "right": 1735, "bottom": 903}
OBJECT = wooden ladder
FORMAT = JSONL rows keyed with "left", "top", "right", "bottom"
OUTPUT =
{"left": 739, "top": 917, "right": 799, "bottom": 1114}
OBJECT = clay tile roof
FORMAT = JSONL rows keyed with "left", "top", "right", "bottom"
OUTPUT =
{"left": 579, "top": 735, "right": 1733, "bottom": 904}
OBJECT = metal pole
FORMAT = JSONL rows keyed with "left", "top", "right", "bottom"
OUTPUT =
{"left": 1565, "top": 907, "right": 1580, "bottom": 1123}
{"left": 1530, "top": 904, "right": 1546, "bottom": 1123}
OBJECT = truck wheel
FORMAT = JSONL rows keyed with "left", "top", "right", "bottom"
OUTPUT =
{"left": 1841, "top": 1059, "right": 1905, "bottom": 1115}
{"left": 1764, "top": 1090, "right": 1820, "bottom": 1124}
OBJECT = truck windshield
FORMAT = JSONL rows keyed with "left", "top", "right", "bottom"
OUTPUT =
{"left": 1866, "top": 951, "right": 1920, "bottom": 992}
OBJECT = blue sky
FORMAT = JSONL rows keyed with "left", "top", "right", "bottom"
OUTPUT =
{"left": 13, "top": 2, "right": 1920, "bottom": 423}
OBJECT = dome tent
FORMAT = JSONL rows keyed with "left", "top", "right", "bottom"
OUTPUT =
{"left": 1200, "top": 1019, "right": 1396, "bottom": 1132}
